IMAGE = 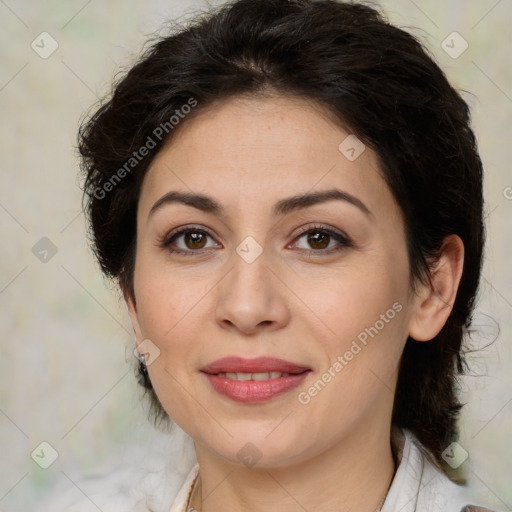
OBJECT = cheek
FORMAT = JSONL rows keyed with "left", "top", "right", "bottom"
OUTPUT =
{"left": 307, "top": 262, "right": 411, "bottom": 406}
{"left": 296, "top": 261, "right": 407, "bottom": 344}
{"left": 132, "top": 261, "right": 185, "bottom": 372}
{"left": 133, "top": 246, "right": 204, "bottom": 337}
{"left": 297, "top": 276, "right": 408, "bottom": 433}
{"left": 132, "top": 263, "right": 210, "bottom": 428}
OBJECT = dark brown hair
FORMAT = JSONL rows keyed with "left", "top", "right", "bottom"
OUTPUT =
{"left": 78, "top": 0, "right": 485, "bottom": 477}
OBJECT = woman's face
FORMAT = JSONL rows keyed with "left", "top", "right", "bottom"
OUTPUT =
{"left": 127, "top": 94, "right": 420, "bottom": 467}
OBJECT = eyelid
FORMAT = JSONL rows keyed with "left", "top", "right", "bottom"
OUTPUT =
{"left": 291, "top": 223, "right": 351, "bottom": 242}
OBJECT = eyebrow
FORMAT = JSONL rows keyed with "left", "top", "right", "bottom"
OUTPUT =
{"left": 148, "top": 188, "right": 373, "bottom": 219}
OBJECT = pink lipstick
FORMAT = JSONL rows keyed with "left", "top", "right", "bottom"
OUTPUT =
{"left": 201, "top": 356, "right": 311, "bottom": 403}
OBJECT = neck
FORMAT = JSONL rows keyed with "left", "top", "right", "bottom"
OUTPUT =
{"left": 191, "top": 420, "right": 397, "bottom": 512}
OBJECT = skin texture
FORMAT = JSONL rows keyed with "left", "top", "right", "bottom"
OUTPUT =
{"left": 125, "top": 94, "right": 464, "bottom": 512}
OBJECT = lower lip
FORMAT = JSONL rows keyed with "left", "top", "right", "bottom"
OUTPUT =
{"left": 203, "top": 372, "right": 310, "bottom": 403}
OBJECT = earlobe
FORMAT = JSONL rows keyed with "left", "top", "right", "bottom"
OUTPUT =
{"left": 408, "top": 234, "right": 465, "bottom": 342}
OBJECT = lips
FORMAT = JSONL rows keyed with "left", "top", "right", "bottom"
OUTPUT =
{"left": 201, "top": 357, "right": 311, "bottom": 403}
{"left": 201, "top": 356, "right": 311, "bottom": 375}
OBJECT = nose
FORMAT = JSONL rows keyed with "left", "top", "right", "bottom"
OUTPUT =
{"left": 214, "top": 247, "right": 291, "bottom": 335}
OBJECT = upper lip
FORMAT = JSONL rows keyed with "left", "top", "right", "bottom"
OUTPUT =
{"left": 201, "top": 356, "right": 311, "bottom": 374}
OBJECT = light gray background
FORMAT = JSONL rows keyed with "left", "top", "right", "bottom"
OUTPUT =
{"left": 0, "top": 1, "right": 511, "bottom": 511}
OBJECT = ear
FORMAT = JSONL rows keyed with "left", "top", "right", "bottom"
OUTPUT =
{"left": 408, "top": 234, "right": 465, "bottom": 342}
{"left": 120, "top": 281, "right": 144, "bottom": 346}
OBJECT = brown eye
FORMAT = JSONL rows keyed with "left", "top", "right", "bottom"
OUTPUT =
{"left": 183, "top": 232, "right": 207, "bottom": 249}
{"left": 163, "top": 227, "right": 220, "bottom": 255}
{"left": 292, "top": 225, "right": 352, "bottom": 254}
{"left": 306, "top": 232, "right": 330, "bottom": 250}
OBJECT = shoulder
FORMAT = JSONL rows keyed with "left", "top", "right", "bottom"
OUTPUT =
{"left": 383, "top": 428, "right": 500, "bottom": 512}
{"left": 38, "top": 437, "right": 196, "bottom": 512}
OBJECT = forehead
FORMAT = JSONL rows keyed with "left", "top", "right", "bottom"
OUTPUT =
{"left": 139, "top": 94, "right": 393, "bottom": 220}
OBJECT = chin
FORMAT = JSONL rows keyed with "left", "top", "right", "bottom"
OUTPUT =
{"left": 202, "top": 425, "right": 316, "bottom": 469}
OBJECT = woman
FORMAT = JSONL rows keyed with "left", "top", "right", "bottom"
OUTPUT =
{"left": 78, "top": 0, "right": 499, "bottom": 510}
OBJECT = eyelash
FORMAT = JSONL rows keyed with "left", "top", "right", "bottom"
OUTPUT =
{"left": 160, "top": 223, "right": 353, "bottom": 257}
